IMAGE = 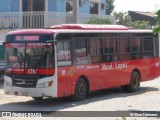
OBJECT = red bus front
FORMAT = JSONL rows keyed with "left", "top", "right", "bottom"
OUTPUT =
{"left": 4, "top": 30, "right": 58, "bottom": 99}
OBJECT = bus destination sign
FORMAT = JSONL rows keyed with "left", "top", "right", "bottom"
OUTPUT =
{"left": 15, "top": 36, "right": 39, "bottom": 41}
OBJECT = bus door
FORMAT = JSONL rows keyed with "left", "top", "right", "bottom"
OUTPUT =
{"left": 56, "top": 40, "right": 73, "bottom": 96}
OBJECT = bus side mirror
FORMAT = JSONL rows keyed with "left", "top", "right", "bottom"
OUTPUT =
{"left": 0, "top": 41, "right": 5, "bottom": 46}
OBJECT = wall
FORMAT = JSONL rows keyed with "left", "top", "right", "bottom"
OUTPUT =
{"left": 48, "top": 0, "right": 65, "bottom": 12}
{"left": 0, "top": 0, "right": 19, "bottom": 12}
{"left": 48, "top": 0, "right": 57, "bottom": 11}
{"left": 79, "top": 0, "right": 90, "bottom": 13}
{"left": 57, "top": 0, "right": 65, "bottom": 12}
{"left": 101, "top": 0, "right": 106, "bottom": 15}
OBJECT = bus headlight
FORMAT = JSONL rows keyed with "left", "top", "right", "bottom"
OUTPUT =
{"left": 36, "top": 81, "right": 53, "bottom": 88}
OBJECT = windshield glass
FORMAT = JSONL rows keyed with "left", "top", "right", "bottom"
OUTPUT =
{"left": 6, "top": 43, "right": 54, "bottom": 70}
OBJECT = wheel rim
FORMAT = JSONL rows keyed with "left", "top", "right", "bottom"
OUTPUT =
{"left": 78, "top": 82, "right": 85, "bottom": 96}
{"left": 132, "top": 73, "right": 139, "bottom": 88}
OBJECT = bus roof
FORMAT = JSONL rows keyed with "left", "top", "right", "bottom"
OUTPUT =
{"left": 5, "top": 24, "right": 154, "bottom": 43}
{"left": 49, "top": 24, "right": 129, "bottom": 30}
{"left": 6, "top": 29, "right": 54, "bottom": 35}
{"left": 6, "top": 24, "right": 153, "bottom": 36}
{"left": 48, "top": 24, "right": 153, "bottom": 33}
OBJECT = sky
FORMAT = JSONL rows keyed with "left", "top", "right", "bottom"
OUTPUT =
{"left": 114, "top": 0, "right": 160, "bottom": 12}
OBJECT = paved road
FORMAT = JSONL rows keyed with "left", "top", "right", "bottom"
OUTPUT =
{"left": 0, "top": 78, "right": 160, "bottom": 120}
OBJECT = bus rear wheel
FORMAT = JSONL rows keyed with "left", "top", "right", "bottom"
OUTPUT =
{"left": 73, "top": 78, "right": 87, "bottom": 101}
{"left": 32, "top": 97, "right": 43, "bottom": 100}
{"left": 122, "top": 71, "right": 140, "bottom": 92}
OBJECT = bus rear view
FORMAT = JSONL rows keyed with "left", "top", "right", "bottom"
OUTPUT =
{"left": 4, "top": 29, "right": 57, "bottom": 100}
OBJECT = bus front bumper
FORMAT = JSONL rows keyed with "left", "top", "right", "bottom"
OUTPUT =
{"left": 4, "top": 86, "right": 57, "bottom": 97}
{"left": 4, "top": 75, "right": 57, "bottom": 98}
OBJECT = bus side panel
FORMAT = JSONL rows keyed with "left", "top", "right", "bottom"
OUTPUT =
{"left": 57, "top": 63, "right": 120, "bottom": 97}
{"left": 116, "top": 58, "right": 160, "bottom": 86}
{"left": 57, "top": 58, "right": 160, "bottom": 98}
{"left": 75, "top": 64, "right": 103, "bottom": 91}
{"left": 139, "top": 58, "right": 160, "bottom": 82}
{"left": 119, "top": 58, "right": 160, "bottom": 85}
{"left": 57, "top": 65, "right": 104, "bottom": 97}
{"left": 57, "top": 66, "right": 74, "bottom": 97}
{"left": 72, "top": 63, "right": 120, "bottom": 92}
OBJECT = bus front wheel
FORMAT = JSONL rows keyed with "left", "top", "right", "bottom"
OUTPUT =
{"left": 122, "top": 71, "right": 140, "bottom": 92}
{"left": 73, "top": 78, "right": 87, "bottom": 101}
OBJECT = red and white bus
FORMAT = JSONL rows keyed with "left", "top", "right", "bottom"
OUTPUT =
{"left": 4, "top": 24, "right": 160, "bottom": 100}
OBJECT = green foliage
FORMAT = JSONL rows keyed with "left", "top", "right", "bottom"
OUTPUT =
{"left": 66, "top": 1, "right": 72, "bottom": 12}
{"left": 106, "top": 0, "right": 115, "bottom": 15}
{"left": 131, "top": 21, "right": 150, "bottom": 29}
{"left": 113, "top": 12, "right": 132, "bottom": 26}
{"left": 155, "top": 9, "right": 160, "bottom": 22}
{"left": 122, "top": 117, "right": 126, "bottom": 120}
{"left": 153, "top": 27, "right": 160, "bottom": 33}
{"left": 114, "top": 11, "right": 151, "bottom": 29}
{"left": 153, "top": 9, "right": 160, "bottom": 34}
{"left": 86, "top": 18, "right": 112, "bottom": 24}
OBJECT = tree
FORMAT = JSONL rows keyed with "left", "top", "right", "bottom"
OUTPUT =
{"left": 86, "top": 18, "right": 112, "bottom": 24}
{"left": 131, "top": 21, "right": 150, "bottom": 29}
{"left": 66, "top": 1, "right": 73, "bottom": 12}
{"left": 106, "top": 0, "right": 115, "bottom": 15}
{"left": 153, "top": 9, "right": 160, "bottom": 34}
{"left": 113, "top": 12, "right": 132, "bottom": 26}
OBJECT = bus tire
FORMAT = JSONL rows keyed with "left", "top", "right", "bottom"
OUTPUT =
{"left": 124, "top": 71, "right": 140, "bottom": 92}
{"left": 73, "top": 78, "right": 87, "bottom": 101}
{"left": 32, "top": 97, "right": 43, "bottom": 100}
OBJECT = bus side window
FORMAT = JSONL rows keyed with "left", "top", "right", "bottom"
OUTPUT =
{"left": 57, "top": 40, "right": 72, "bottom": 66}
{"left": 130, "top": 36, "right": 142, "bottom": 59}
{"left": 89, "top": 37, "right": 101, "bottom": 63}
{"left": 101, "top": 55, "right": 113, "bottom": 62}
{"left": 101, "top": 37, "right": 116, "bottom": 62}
{"left": 117, "top": 37, "right": 130, "bottom": 61}
{"left": 74, "top": 38, "right": 89, "bottom": 65}
{"left": 142, "top": 37, "right": 154, "bottom": 58}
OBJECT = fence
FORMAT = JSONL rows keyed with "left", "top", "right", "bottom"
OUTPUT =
{"left": 0, "top": 11, "right": 115, "bottom": 29}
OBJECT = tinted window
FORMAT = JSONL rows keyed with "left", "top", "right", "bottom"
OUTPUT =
{"left": 90, "top": 37, "right": 102, "bottom": 56}
{"left": 74, "top": 38, "right": 89, "bottom": 65}
{"left": 142, "top": 37, "right": 153, "bottom": 52}
{"left": 57, "top": 40, "right": 71, "bottom": 66}
{"left": 131, "top": 37, "right": 141, "bottom": 52}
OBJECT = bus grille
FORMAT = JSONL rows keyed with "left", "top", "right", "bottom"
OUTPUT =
{"left": 12, "top": 75, "right": 38, "bottom": 88}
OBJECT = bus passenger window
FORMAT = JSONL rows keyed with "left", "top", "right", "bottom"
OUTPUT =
{"left": 74, "top": 38, "right": 89, "bottom": 65}
{"left": 130, "top": 37, "right": 142, "bottom": 59}
{"left": 101, "top": 37, "right": 116, "bottom": 62}
{"left": 131, "top": 37, "right": 141, "bottom": 53}
{"left": 101, "top": 55, "right": 113, "bottom": 62}
{"left": 90, "top": 37, "right": 101, "bottom": 56}
{"left": 57, "top": 41, "right": 71, "bottom": 66}
{"left": 89, "top": 37, "right": 102, "bottom": 63}
{"left": 117, "top": 37, "right": 130, "bottom": 61}
{"left": 142, "top": 37, "right": 154, "bottom": 58}
{"left": 102, "top": 38, "right": 116, "bottom": 55}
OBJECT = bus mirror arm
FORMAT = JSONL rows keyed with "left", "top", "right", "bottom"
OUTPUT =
{"left": 0, "top": 41, "right": 5, "bottom": 45}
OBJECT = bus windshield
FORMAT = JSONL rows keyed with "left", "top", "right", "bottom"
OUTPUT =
{"left": 6, "top": 43, "right": 54, "bottom": 70}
